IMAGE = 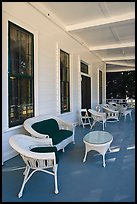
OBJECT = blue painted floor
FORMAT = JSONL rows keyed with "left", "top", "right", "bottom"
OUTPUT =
{"left": 2, "top": 109, "right": 135, "bottom": 202}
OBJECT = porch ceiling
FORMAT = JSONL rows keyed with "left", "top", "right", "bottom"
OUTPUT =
{"left": 29, "top": 2, "right": 135, "bottom": 72}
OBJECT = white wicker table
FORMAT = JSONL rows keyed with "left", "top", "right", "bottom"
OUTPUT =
{"left": 83, "top": 131, "right": 113, "bottom": 167}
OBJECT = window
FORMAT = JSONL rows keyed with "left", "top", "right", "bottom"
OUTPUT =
{"left": 60, "top": 50, "right": 70, "bottom": 113}
{"left": 81, "top": 61, "right": 88, "bottom": 74}
{"left": 99, "top": 70, "right": 102, "bottom": 104}
{"left": 8, "top": 21, "right": 34, "bottom": 127}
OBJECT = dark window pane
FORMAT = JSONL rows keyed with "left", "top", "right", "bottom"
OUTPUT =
{"left": 99, "top": 70, "right": 102, "bottom": 104}
{"left": 81, "top": 61, "right": 88, "bottom": 74}
{"left": 8, "top": 21, "right": 34, "bottom": 127}
{"left": 60, "top": 50, "right": 70, "bottom": 113}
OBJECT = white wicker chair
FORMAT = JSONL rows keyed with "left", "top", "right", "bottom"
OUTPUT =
{"left": 88, "top": 109, "right": 107, "bottom": 130}
{"left": 23, "top": 114, "right": 76, "bottom": 152}
{"left": 80, "top": 109, "right": 92, "bottom": 128}
{"left": 108, "top": 102, "right": 128, "bottom": 113}
{"left": 9, "top": 134, "right": 59, "bottom": 198}
{"left": 120, "top": 109, "right": 133, "bottom": 121}
{"left": 101, "top": 105, "right": 119, "bottom": 122}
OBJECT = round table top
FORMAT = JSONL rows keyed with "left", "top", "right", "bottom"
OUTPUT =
{"left": 83, "top": 131, "right": 113, "bottom": 145}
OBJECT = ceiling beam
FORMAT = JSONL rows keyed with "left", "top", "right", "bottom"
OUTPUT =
{"left": 106, "top": 67, "right": 135, "bottom": 72}
{"left": 103, "top": 55, "right": 135, "bottom": 61}
{"left": 89, "top": 42, "right": 135, "bottom": 51}
{"left": 66, "top": 12, "right": 135, "bottom": 31}
{"left": 106, "top": 61, "right": 135, "bottom": 67}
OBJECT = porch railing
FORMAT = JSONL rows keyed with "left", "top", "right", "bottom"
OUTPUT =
{"left": 106, "top": 98, "right": 135, "bottom": 108}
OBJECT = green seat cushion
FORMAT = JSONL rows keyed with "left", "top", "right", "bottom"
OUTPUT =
{"left": 32, "top": 118, "right": 73, "bottom": 146}
{"left": 32, "top": 118, "right": 59, "bottom": 136}
{"left": 30, "top": 146, "right": 59, "bottom": 164}
{"left": 51, "top": 130, "right": 73, "bottom": 145}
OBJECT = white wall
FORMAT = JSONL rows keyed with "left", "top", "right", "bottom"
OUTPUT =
{"left": 2, "top": 2, "right": 106, "bottom": 162}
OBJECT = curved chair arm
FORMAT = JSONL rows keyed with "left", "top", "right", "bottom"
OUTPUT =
{"left": 56, "top": 118, "right": 76, "bottom": 145}
{"left": 9, "top": 135, "right": 54, "bottom": 158}
{"left": 103, "top": 107, "right": 119, "bottom": 115}
{"left": 24, "top": 118, "right": 50, "bottom": 139}
{"left": 57, "top": 118, "right": 75, "bottom": 132}
{"left": 88, "top": 109, "right": 106, "bottom": 120}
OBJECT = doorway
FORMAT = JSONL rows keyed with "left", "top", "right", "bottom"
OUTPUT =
{"left": 81, "top": 75, "right": 91, "bottom": 109}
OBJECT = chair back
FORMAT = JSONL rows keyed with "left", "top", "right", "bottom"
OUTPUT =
{"left": 80, "top": 109, "right": 90, "bottom": 117}
{"left": 88, "top": 109, "right": 106, "bottom": 122}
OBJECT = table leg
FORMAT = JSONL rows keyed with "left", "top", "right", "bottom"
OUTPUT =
{"left": 83, "top": 150, "right": 88, "bottom": 162}
{"left": 83, "top": 144, "right": 92, "bottom": 162}
{"left": 102, "top": 154, "right": 106, "bottom": 167}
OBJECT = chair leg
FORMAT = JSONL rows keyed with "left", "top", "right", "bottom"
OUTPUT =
{"left": 81, "top": 119, "right": 85, "bottom": 128}
{"left": 82, "top": 124, "right": 85, "bottom": 128}
{"left": 91, "top": 120, "right": 96, "bottom": 129}
{"left": 54, "top": 165, "right": 59, "bottom": 194}
{"left": 18, "top": 166, "right": 30, "bottom": 198}
{"left": 88, "top": 118, "right": 92, "bottom": 128}
{"left": 129, "top": 112, "right": 132, "bottom": 120}
{"left": 81, "top": 117, "right": 91, "bottom": 128}
{"left": 124, "top": 114, "right": 126, "bottom": 121}
{"left": 23, "top": 165, "right": 29, "bottom": 175}
{"left": 103, "top": 122, "right": 104, "bottom": 131}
